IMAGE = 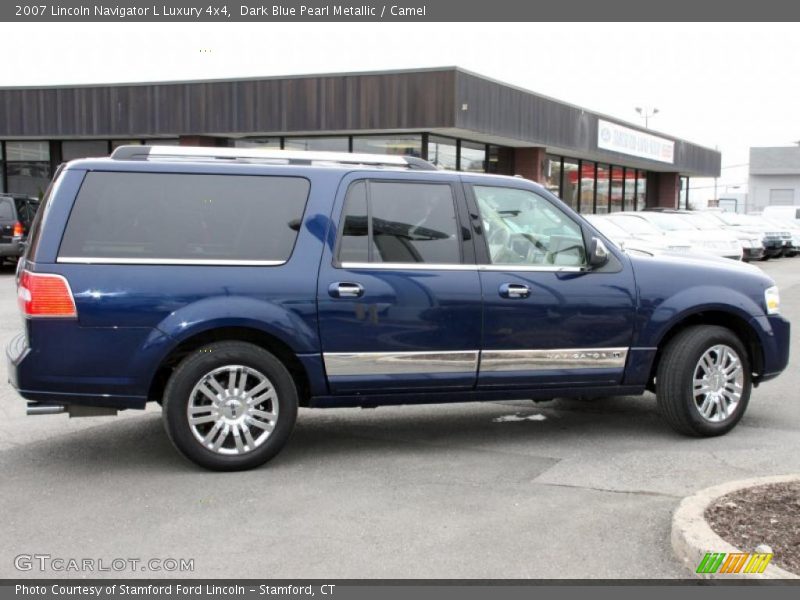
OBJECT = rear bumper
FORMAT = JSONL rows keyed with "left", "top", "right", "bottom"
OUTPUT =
{"left": 6, "top": 330, "right": 149, "bottom": 409}
{"left": 0, "top": 239, "right": 23, "bottom": 258}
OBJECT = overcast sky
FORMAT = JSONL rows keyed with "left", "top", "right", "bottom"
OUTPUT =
{"left": 2, "top": 22, "right": 798, "bottom": 203}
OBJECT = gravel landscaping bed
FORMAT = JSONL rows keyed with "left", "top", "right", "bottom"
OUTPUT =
{"left": 705, "top": 481, "right": 800, "bottom": 574}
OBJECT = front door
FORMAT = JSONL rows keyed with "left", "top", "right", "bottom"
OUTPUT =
{"left": 317, "top": 174, "right": 482, "bottom": 393}
{"left": 464, "top": 179, "right": 636, "bottom": 389}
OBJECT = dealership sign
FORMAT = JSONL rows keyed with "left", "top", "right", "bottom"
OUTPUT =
{"left": 597, "top": 119, "right": 675, "bottom": 164}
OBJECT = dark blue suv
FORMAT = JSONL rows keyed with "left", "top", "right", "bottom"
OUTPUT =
{"left": 6, "top": 146, "right": 791, "bottom": 470}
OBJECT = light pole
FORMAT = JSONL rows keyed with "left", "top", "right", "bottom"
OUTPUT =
{"left": 635, "top": 106, "right": 659, "bottom": 129}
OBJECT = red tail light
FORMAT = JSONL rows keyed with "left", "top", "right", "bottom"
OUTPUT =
{"left": 17, "top": 271, "right": 77, "bottom": 318}
{"left": 13, "top": 221, "right": 23, "bottom": 237}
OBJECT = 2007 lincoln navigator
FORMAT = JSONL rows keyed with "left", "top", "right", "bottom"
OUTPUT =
{"left": 6, "top": 146, "right": 791, "bottom": 470}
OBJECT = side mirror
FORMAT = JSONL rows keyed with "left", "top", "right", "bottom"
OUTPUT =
{"left": 589, "top": 237, "right": 610, "bottom": 268}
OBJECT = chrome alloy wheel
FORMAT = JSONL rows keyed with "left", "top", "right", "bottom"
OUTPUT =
{"left": 187, "top": 365, "right": 279, "bottom": 455}
{"left": 692, "top": 344, "right": 744, "bottom": 423}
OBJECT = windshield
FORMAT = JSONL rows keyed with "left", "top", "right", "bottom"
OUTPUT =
{"left": 681, "top": 213, "right": 721, "bottom": 230}
{"left": 641, "top": 212, "right": 698, "bottom": 231}
{"left": 715, "top": 212, "right": 749, "bottom": 226}
{"left": 607, "top": 215, "right": 663, "bottom": 235}
{"left": 586, "top": 216, "right": 628, "bottom": 240}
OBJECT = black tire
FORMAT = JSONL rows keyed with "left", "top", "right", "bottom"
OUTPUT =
{"left": 162, "top": 341, "right": 298, "bottom": 471}
{"left": 656, "top": 325, "right": 751, "bottom": 437}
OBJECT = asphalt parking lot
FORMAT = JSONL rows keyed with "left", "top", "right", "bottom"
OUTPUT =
{"left": 1, "top": 258, "right": 799, "bottom": 579}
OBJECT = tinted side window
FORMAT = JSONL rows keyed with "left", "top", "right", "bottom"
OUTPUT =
{"left": 336, "top": 181, "right": 460, "bottom": 265}
{"left": 370, "top": 182, "right": 460, "bottom": 264}
{"left": 0, "top": 198, "right": 13, "bottom": 220}
{"left": 59, "top": 172, "right": 310, "bottom": 262}
{"left": 473, "top": 186, "right": 587, "bottom": 267}
{"left": 338, "top": 181, "right": 369, "bottom": 263}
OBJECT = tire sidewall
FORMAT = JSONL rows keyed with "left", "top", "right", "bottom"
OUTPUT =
{"left": 163, "top": 343, "right": 298, "bottom": 471}
{"left": 680, "top": 329, "right": 751, "bottom": 435}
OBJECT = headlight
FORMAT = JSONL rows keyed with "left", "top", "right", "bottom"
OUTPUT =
{"left": 765, "top": 286, "right": 780, "bottom": 315}
{"left": 741, "top": 240, "right": 752, "bottom": 248}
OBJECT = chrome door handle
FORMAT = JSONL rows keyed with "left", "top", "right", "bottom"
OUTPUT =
{"left": 329, "top": 282, "right": 364, "bottom": 298}
{"left": 499, "top": 283, "right": 531, "bottom": 299}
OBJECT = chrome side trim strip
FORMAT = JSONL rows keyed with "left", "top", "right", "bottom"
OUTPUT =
{"left": 57, "top": 257, "right": 286, "bottom": 266}
{"left": 339, "top": 262, "right": 584, "bottom": 272}
{"left": 324, "top": 350, "right": 480, "bottom": 376}
{"left": 480, "top": 348, "right": 629, "bottom": 372}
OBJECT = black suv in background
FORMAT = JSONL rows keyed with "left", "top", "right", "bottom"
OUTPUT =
{"left": 0, "top": 194, "right": 40, "bottom": 266}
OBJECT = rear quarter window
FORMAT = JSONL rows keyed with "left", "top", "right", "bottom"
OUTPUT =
{"left": 58, "top": 172, "right": 310, "bottom": 263}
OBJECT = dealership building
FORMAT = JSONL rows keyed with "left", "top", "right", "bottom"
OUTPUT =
{"left": 0, "top": 67, "right": 720, "bottom": 211}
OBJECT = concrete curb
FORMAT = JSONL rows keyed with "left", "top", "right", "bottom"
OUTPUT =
{"left": 672, "top": 474, "right": 799, "bottom": 579}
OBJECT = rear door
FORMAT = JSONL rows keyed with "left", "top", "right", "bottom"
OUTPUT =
{"left": 464, "top": 178, "right": 637, "bottom": 389}
{"left": 317, "top": 172, "right": 482, "bottom": 394}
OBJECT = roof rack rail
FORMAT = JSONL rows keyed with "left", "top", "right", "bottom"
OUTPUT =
{"left": 110, "top": 145, "right": 439, "bottom": 171}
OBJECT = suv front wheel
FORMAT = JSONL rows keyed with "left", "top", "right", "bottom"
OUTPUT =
{"left": 656, "top": 325, "right": 751, "bottom": 437}
{"left": 162, "top": 341, "right": 298, "bottom": 470}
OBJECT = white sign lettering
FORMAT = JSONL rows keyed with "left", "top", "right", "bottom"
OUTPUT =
{"left": 597, "top": 119, "right": 675, "bottom": 164}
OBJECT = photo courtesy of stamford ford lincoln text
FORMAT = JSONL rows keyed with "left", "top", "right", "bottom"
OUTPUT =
{"left": 0, "top": 2, "right": 799, "bottom": 597}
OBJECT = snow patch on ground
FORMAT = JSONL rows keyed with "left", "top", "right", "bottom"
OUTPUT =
{"left": 492, "top": 413, "right": 547, "bottom": 423}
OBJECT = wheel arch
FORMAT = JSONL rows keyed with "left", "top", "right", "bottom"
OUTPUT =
{"left": 647, "top": 309, "right": 764, "bottom": 391}
{"left": 148, "top": 326, "right": 313, "bottom": 407}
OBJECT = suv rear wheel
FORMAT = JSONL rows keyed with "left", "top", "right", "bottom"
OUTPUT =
{"left": 162, "top": 341, "right": 298, "bottom": 470}
{"left": 656, "top": 325, "right": 751, "bottom": 437}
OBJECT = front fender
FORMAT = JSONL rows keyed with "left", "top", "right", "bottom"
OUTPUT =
{"left": 636, "top": 285, "right": 766, "bottom": 348}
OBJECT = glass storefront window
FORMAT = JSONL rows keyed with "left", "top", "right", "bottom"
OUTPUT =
{"left": 427, "top": 135, "right": 457, "bottom": 170}
{"left": 6, "top": 162, "right": 51, "bottom": 198}
{"left": 284, "top": 137, "right": 348, "bottom": 152}
{"left": 579, "top": 161, "right": 595, "bottom": 214}
{"left": 543, "top": 155, "right": 562, "bottom": 197}
{"left": 459, "top": 141, "right": 486, "bottom": 172}
{"left": 636, "top": 170, "right": 648, "bottom": 210}
{"left": 595, "top": 164, "right": 609, "bottom": 214}
{"left": 6, "top": 141, "right": 49, "bottom": 161}
{"left": 679, "top": 176, "right": 689, "bottom": 209}
{"left": 352, "top": 134, "right": 422, "bottom": 157}
{"left": 5, "top": 141, "right": 51, "bottom": 197}
{"left": 562, "top": 159, "right": 579, "bottom": 211}
{"left": 62, "top": 140, "right": 109, "bottom": 161}
{"left": 623, "top": 168, "right": 636, "bottom": 211}
{"left": 487, "top": 145, "right": 513, "bottom": 175}
{"left": 234, "top": 137, "right": 282, "bottom": 149}
{"left": 610, "top": 166, "right": 624, "bottom": 212}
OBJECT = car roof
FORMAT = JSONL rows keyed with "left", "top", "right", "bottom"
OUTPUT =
{"left": 62, "top": 145, "right": 542, "bottom": 189}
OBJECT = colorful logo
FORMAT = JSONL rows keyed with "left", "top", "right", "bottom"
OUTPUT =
{"left": 696, "top": 552, "right": 773, "bottom": 574}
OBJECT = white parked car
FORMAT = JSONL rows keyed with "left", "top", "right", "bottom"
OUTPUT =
{"left": 615, "top": 211, "right": 743, "bottom": 260}
{"left": 759, "top": 215, "right": 800, "bottom": 257}
{"left": 599, "top": 213, "right": 694, "bottom": 254}
{"left": 585, "top": 215, "right": 664, "bottom": 256}
{"left": 682, "top": 211, "right": 765, "bottom": 262}
{"left": 704, "top": 211, "right": 789, "bottom": 259}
